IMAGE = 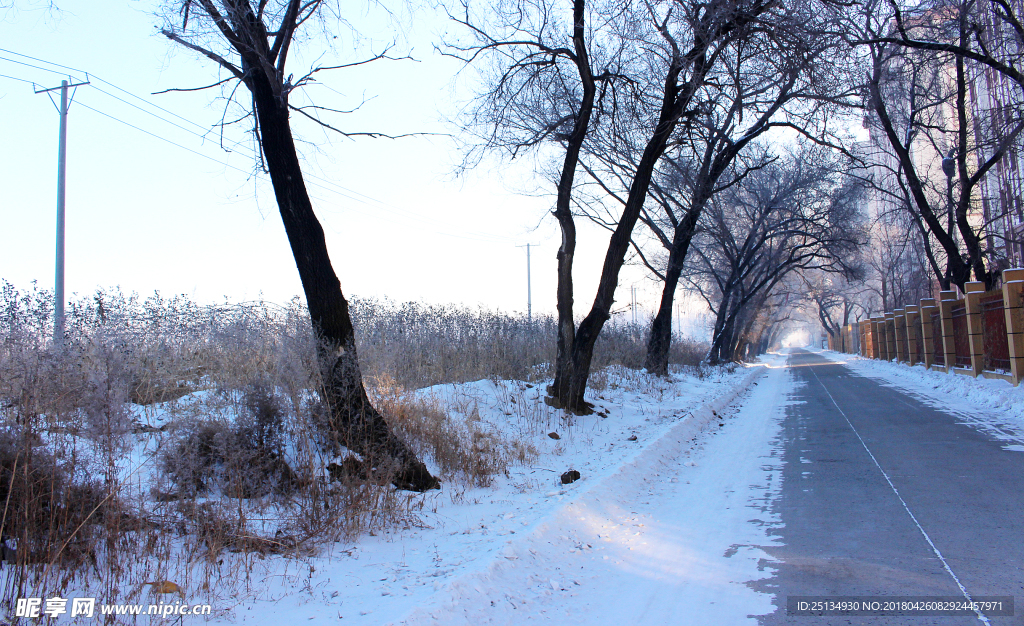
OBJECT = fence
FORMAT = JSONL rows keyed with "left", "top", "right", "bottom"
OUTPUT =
{"left": 826, "top": 322, "right": 861, "bottom": 355}
{"left": 854, "top": 268, "right": 1024, "bottom": 386}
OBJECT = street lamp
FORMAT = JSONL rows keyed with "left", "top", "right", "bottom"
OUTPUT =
{"left": 942, "top": 147, "right": 957, "bottom": 287}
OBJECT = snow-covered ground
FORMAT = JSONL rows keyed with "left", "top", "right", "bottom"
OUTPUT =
{"left": 170, "top": 356, "right": 799, "bottom": 626}
{"left": 395, "top": 355, "right": 795, "bottom": 626}
{"left": 262, "top": 349, "right": 1018, "bottom": 626}
{"left": 821, "top": 350, "right": 1024, "bottom": 452}
{"left": 28, "top": 349, "right": 1023, "bottom": 624}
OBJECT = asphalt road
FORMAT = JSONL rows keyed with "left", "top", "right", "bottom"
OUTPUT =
{"left": 755, "top": 349, "right": 1024, "bottom": 625}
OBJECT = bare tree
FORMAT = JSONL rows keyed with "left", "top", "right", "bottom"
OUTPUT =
{"left": 573, "top": 0, "right": 859, "bottom": 374}
{"left": 682, "top": 145, "right": 865, "bottom": 363}
{"left": 853, "top": 0, "right": 1024, "bottom": 290}
{"left": 158, "top": 1, "right": 437, "bottom": 491}
{"left": 858, "top": 197, "right": 934, "bottom": 312}
{"left": 450, "top": 0, "right": 791, "bottom": 411}
{"left": 442, "top": 0, "right": 623, "bottom": 415}
{"left": 735, "top": 280, "right": 801, "bottom": 358}
{"left": 854, "top": 0, "right": 1024, "bottom": 90}
{"left": 802, "top": 268, "right": 869, "bottom": 351}
{"left": 752, "top": 285, "right": 801, "bottom": 354}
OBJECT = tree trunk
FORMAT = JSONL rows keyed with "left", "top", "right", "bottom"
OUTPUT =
{"left": 712, "top": 312, "right": 737, "bottom": 364}
{"left": 248, "top": 67, "right": 437, "bottom": 491}
{"left": 644, "top": 283, "right": 677, "bottom": 377}
{"left": 641, "top": 85, "right": 772, "bottom": 374}
{"left": 707, "top": 285, "right": 737, "bottom": 364}
{"left": 552, "top": 111, "right": 683, "bottom": 411}
{"left": 734, "top": 308, "right": 761, "bottom": 361}
{"left": 868, "top": 55, "right": 971, "bottom": 292}
{"left": 724, "top": 315, "right": 741, "bottom": 362}
{"left": 769, "top": 326, "right": 781, "bottom": 351}
{"left": 546, "top": 0, "right": 597, "bottom": 414}
{"left": 549, "top": 2, "right": 753, "bottom": 411}
{"left": 953, "top": 50, "right": 994, "bottom": 290}
{"left": 645, "top": 209, "right": 700, "bottom": 376}
{"left": 761, "top": 323, "right": 779, "bottom": 355}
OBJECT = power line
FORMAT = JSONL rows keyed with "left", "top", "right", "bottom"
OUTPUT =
{"left": 82, "top": 91, "right": 513, "bottom": 239}
{"left": 0, "top": 53, "right": 83, "bottom": 80}
{"left": 0, "top": 47, "right": 87, "bottom": 79}
{"left": 74, "top": 97, "right": 517, "bottom": 244}
{"left": 93, "top": 78, "right": 210, "bottom": 133}
{"left": 89, "top": 83, "right": 219, "bottom": 143}
{"left": 74, "top": 101, "right": 251, "bottom": 175}
{"left": 0, "top": 72, "right": 37, "bottom": 84}
{"left": 73, "top": 100, "right": 406, "bottom": 225}
{"left": 0, "top": 48, "right": 424, "bottom": 215}
{"left": 1, "top": 47, "right": 522, "bottom": 245}
{"left": 75, "top": 94, "right": 519, "bottom": 242}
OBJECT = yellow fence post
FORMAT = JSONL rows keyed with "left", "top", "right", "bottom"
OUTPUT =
{"left": 905, "top": 305, "right": 920, "bottom": 364}
{"left": 894, "top": 308, "right": 907, "bottom": 363}
{"left": 964, "top": 282, "right": 986, "bottom": 378}
{"left": 1003, "top": 268, "right": 1024, "bottom": 386}
{"left": 939, "top": 290, "right": 958, "bottom": 374}
{"left": 920, "top": 298, "right": 936, "bottom": 369}
{"left": 876, "top": 315, "right": 884, "bottom": 360}
{"left": 885, "top": 312, "right": 897, "bottom": 361}
{"left": 877, "top": 315, "right": 888, "bottom": 360}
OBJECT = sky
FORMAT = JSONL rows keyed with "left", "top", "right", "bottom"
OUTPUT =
{"left": 0, "top": 1, "right": 711, "bottom": 335}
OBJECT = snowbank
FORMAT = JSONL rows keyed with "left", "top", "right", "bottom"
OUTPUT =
{"left": 205, "top": 362, "right": 770, "bottom": 625}
{"left": 394, "top": 361, "right": 784, "bottom": 625}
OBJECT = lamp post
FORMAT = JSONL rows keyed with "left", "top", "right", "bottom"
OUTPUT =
{"left": 941, "top": 147, "right": 957, "bottom": 290}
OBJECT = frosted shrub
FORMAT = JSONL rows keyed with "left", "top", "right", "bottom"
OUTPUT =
{"left": 0, "top": 427, "right": 107, "bottom": 562}
{"left": 0, "top": 279, "right": 708, "bottom": 604}
{"left": 349, "top": 297, "right": 706, "bottom": 388}
{"left": 1, "top": 282, "right": 706, "bottom": 418}
{"left": 161, "top": 411, "right": 295, "bottom": 500}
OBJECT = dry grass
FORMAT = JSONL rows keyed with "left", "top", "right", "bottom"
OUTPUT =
{"left": 0, "top": 280, "right": 708, "bottom": 613}
{"left": 349, "top": 296, "right": 706, "bottom": 388}
{"left": 369, "top": 374, "right": 537, "bottom": 488}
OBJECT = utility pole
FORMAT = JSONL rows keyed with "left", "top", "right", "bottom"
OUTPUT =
{"left": 631, "top": 285, "right": 637, "bottom": 325}
{"left": 517, "top": 243, "right": 535, "bottom": 323}
{"left": 36, "top": 77, "right": 89, "bottom": 346}
{"left": 526, "top": 243, "right": 532, "bottom": 323}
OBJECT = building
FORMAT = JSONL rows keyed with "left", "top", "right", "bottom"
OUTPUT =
{"left": 861, "top": 0, "right": 1024, "bottom": 298}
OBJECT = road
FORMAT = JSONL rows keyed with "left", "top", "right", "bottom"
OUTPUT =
{"left": 756, "top": 349, "right": 1024, "bottom": 625}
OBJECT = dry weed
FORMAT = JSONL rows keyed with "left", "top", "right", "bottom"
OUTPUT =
{"left": 0, "top": 280, "right": 703, "bottom": 612}
{"left": 369, "top": 374, "right": 536, "bottom": 488}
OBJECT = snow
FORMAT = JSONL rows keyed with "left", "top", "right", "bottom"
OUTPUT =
{"left": 11, "top": 353, "right": 828, "bottom": 624}
{"left": 164, "top": 349, "right": 1021, "bottom": 625}
{"left": 164, "top": 356, "right": 797, "bottom": 625}
{"left": 820, "top": 350, "right": 1024, "bottom": 450}
{"left": 395, "top": 358, "right": 792, "bottom": 625}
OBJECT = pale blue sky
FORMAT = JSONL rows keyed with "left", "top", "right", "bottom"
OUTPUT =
{"left": 0, "top": 0, "right": 707, "bottom": 331}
